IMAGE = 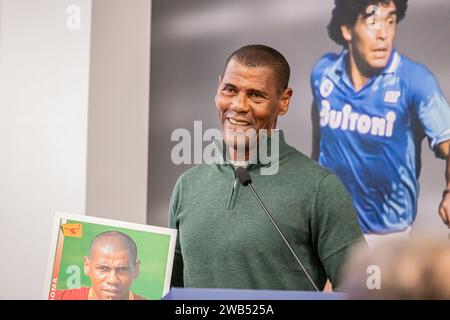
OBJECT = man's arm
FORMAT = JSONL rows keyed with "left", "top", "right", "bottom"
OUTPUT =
{"left": 437, "top": 140, "right": 450, "bottom": 227}
{"left": 311, "top": 101, "right": 320, "bottom": 161}
{"left": 407, "top": 64, "right": 450, "bottom": 227}
{"left": 312, "top": 173, "right": 366, "bottom": 289}
{"left": 169, "top": 178, "right": 185, "bottom": 287}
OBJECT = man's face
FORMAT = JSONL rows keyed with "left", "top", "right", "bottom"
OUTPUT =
{"left": 215, "top": 59, "right": 291, "bottom": 154}
{"left": 84, "top": 245, "right": 139, "bottom": 300}
{"left": 343, "top": 1, "right": 398, "bottom": 71}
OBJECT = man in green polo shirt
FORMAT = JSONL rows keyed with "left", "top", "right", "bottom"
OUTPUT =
{"left": 169, "top": 44, "right": 364, "bottom": 291}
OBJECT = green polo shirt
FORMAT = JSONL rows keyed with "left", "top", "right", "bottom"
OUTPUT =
{"left": 169, "top": 131, "right": 364, "bottom": 290}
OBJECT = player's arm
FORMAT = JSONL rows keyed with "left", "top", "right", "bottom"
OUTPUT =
{"left": 437, "top": 140, "right": 450, "bottom": 227}
{"left": 409, "top": 64, "right": 450, "bottom": 227}
{"left": 311, "top": 101, "right": 320, "bottom": 161}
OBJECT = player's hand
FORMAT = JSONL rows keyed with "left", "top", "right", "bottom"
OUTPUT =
{"left": 439, "top": 192, "right": 450, "bottom": 227}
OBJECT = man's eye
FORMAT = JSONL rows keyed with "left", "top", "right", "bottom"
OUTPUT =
{"left": 98, "top": 267, "right": 108, "bottom": 272}
{"left": 223, "top": 87, "right": 235, "bottom": 94}
{"left": 367, "top": 16, "right": 376, "bottom": 25}
{"left": 250, "top": 92, "right": 264, "bottom": 100}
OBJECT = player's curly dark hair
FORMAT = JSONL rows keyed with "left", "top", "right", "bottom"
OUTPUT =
{"left": 328, "top": 0, "right": 408, "bottom": 46}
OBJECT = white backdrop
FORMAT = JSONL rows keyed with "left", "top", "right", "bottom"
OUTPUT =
{"left": 0, "top": 0, "right": 92, "bottom": 299}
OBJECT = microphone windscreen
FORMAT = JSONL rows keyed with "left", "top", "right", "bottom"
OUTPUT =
{"left": 236, "top": 167, "right": 252, "bottom": 186}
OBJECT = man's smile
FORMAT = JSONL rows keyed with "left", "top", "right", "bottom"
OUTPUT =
{"left": 226, "top": 117, "right": 254, "bottom": 129}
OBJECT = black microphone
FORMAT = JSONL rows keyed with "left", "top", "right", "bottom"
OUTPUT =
{"left": 235, "top": 167, "right": 320, "bottom": 292}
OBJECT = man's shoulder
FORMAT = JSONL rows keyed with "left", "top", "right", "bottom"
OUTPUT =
{"left": 397, "top": 52, "right": 428, "bottom": 71}
{"left": 177, "top": 164, "right": 216, "bottom": 182}
{"left": 284, "top": 147, "right": 335, "bottom": 182}
{"left": 311, "top": 52, "right": 340, "bottom": 80}
{"left": 396, "top": 53, "right": 436, "bottom": 85}
{"left": 54, "top": 287, "right": 90, "bottom": 300}
{"left": 132, "top": 292, "right": 147, "bottom": 300}
{"left": 172, "top": 164, "right": 221, "bottom": 192}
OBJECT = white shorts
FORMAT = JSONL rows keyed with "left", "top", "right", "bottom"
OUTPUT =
{"left": 364, "top": 227, "right": 412, "bottom": 249}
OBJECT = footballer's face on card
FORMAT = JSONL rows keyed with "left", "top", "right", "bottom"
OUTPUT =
{"left": 84, "top": 246, "right": 139, "bottom": 300}
{"left": 345, "top": 1, "right": 398, "bottom": 71}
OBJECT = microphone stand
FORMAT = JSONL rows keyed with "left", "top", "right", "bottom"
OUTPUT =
{"left": 236, "top": 167, "right": 320, "bottom": 292}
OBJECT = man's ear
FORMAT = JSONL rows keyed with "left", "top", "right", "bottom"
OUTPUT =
{"left": 83, "top": 256, "right": 90, "bottom": 276}
{"left": 134, "top": 260, "right": 141, "bottom": 279}
{"left": 278, "top": 88, "right": 293, "bottom": 116}
{"left": 341, "top": 24, "right": 352, "bottom": 42}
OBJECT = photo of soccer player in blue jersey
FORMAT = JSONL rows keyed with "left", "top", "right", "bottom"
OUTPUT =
{"left": 310, "top": 0, "right": 450, "bottom": 246}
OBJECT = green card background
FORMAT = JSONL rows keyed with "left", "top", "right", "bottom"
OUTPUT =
{"left": 56, "top": 219, "right": 172, "bottom": 300}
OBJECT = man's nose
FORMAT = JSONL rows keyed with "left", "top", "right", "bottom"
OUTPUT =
{"left": 106, "top": 270, "right": 120, "bottom": 284}
{"left": 231, "top": 92, "right": 249, "bottom": 113}
{"left": 376, "top": 21, "right": 388, "bottom": 40}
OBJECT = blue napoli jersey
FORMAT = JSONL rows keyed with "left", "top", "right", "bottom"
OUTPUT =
{"left": 311, "top": 49, "right": 450, "bottom": 234}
